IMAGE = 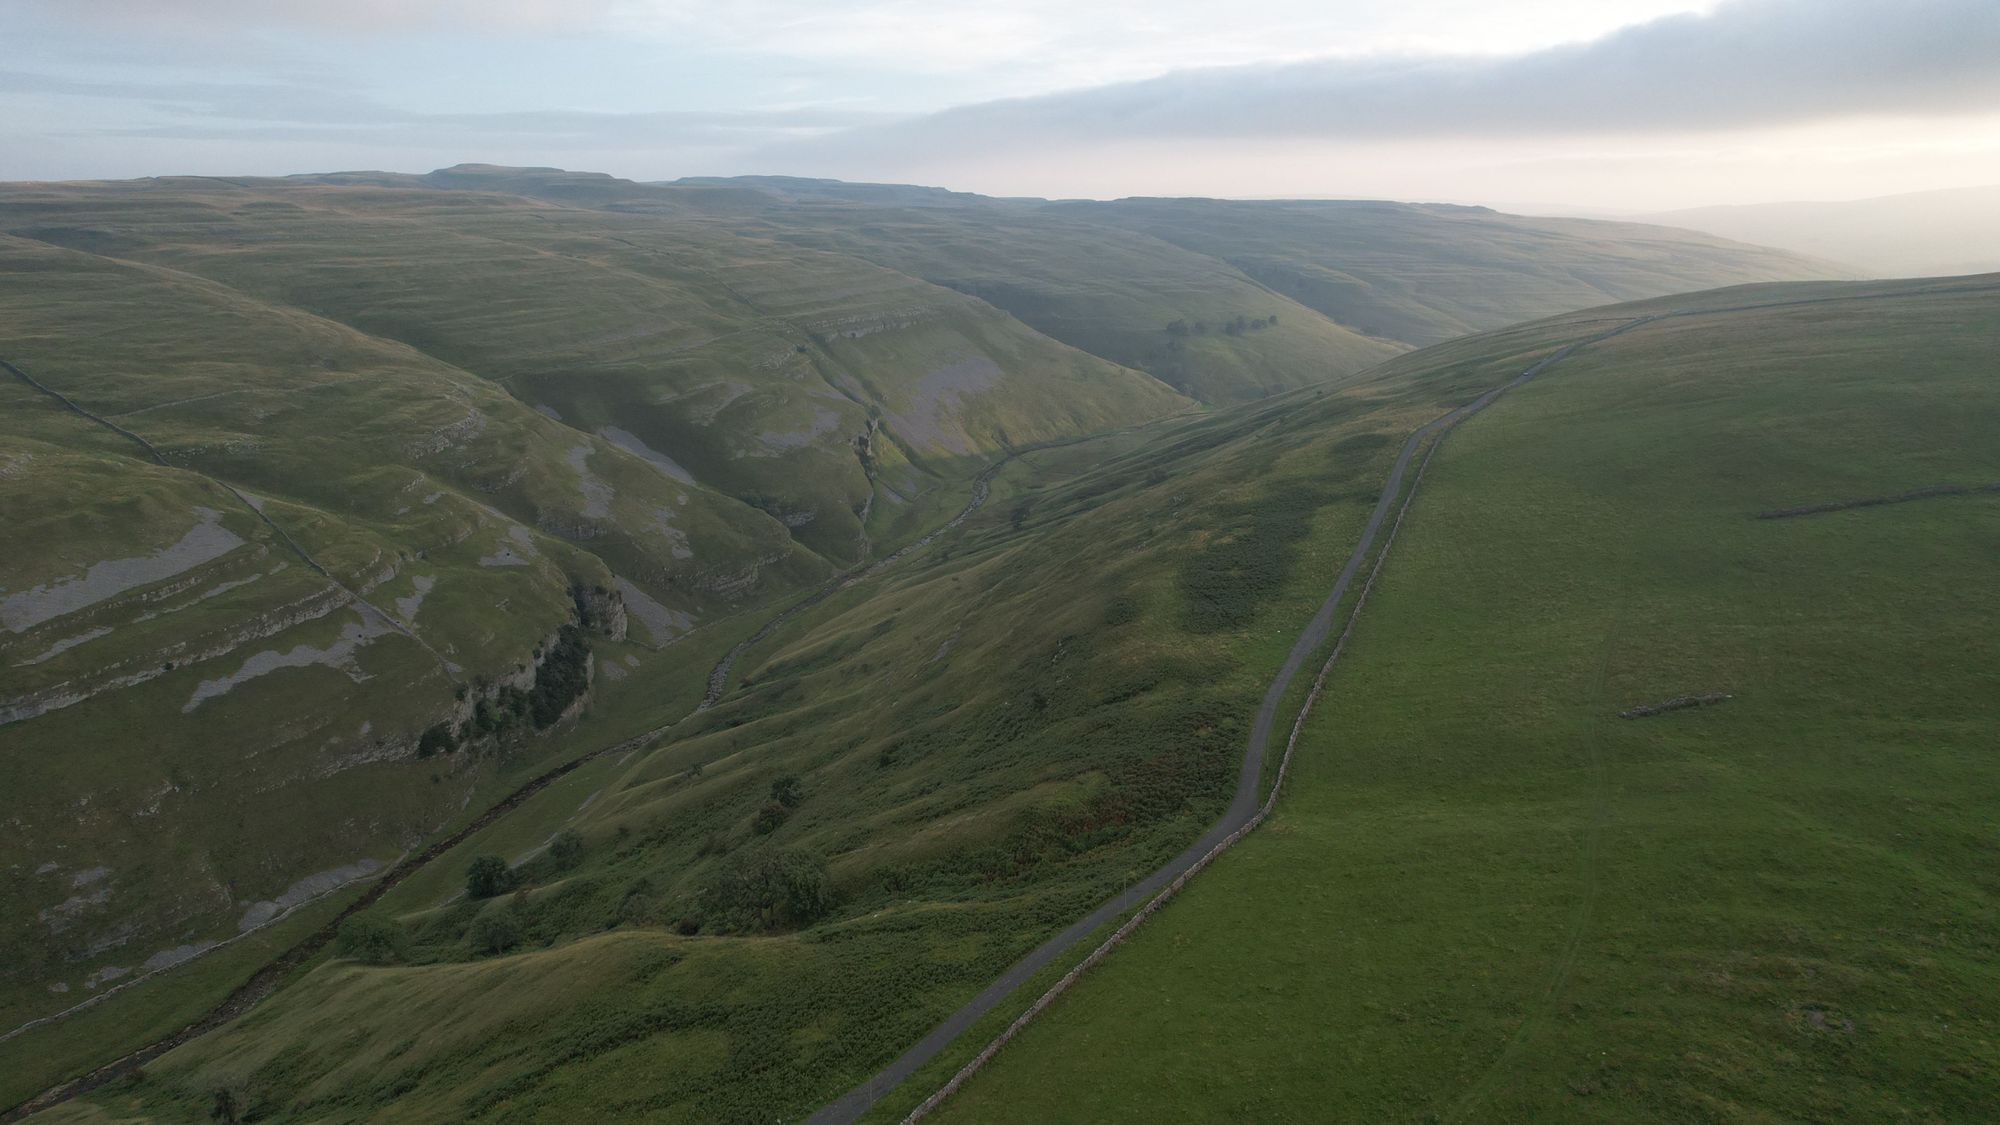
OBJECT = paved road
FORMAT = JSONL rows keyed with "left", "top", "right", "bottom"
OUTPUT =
{"left": 807, "top": 316, "right": 1661, "bottom": 1125}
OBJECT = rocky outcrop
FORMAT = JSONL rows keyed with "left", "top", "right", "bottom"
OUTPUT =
{"left": 570, "top": 581, "right": 627, "bottom": 642}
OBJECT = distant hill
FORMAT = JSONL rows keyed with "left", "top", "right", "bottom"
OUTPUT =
{"left": 681, "top": 171, "right": 1851, "bottom": 349}
{"left": 1068, "top": 197, "right": 1854, "bottom": 344}
{"left": 1648, "top": 185, "right": 2000, "bottom": 278}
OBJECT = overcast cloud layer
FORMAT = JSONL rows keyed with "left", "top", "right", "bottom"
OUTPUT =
{"left": 7, "top": 0, "right": 2000, "bottom": 208}
{"left": 773, "top": 0, "right": 2000, "bottom": 158}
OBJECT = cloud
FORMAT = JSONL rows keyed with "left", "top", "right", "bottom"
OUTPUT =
{"left": 1, "top": 69, "right": 895, "bottom": 151}
{"left": 756, "top": 0, "right": 2000, "bottom": 169}
{"left": 12, "top": 0, "right": 618, "bottom": 34}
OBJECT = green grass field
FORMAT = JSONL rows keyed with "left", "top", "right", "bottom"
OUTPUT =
{"left": 927, "top": 276, "right": 2000, "bottom": 1122}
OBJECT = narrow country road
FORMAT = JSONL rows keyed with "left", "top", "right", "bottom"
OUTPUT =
{"left": 807, "top": 316, "right": 1662, "bottom": 1125}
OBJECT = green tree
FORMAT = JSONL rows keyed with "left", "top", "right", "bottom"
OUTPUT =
{"left": 468, "top": 909, "right": 521, "bottom": 955}
{"left": 699, "top": 847, "right": 833, "bottom": 931}
{"left": 335, "top": 912, "right": 405, "bottom": 964}
{"left": 547, "top": 829, "right": 585, "bottom": 870}
{"left": 466, "top": 854, "right": 513, "bottom": 899}
{"left": 526, "top": 624, "right": 591, "bottom": 727}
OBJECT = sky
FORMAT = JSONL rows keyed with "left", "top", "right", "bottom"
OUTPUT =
{"left": 6, "top": 0, "right": 2000, "bottom": 210}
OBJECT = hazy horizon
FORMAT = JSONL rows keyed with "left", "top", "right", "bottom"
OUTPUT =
{"left": 7, "top": 0, "right": 2000, "bottom": 210}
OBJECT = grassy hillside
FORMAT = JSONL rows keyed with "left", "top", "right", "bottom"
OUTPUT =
{"left": 0, "top": 228, "right": 834, "bottom": 1036}
{"left": 701, "top": 192, "right": 1406, "bottom": 405}
{"left": 36, "top": 292, "right": 1580, "bottom": 1123}
{"left": 0, "top": 177, "right": 1192, "bottom": 564}
{"left": 305, "top": 167, "right": 1838, "bottom": 401}
{"left": 0, "top": 168, "right": 1847, "bottom": 1120}
{"left": 1078, "top": 197, "right": 1853, "bottom": 345}
{"left": 919, "top": 275, "right": 2000, "bottom": 1122}
{"left": 674, "top": 175, "right": 1841, "bottom": 347}
{"left": 0, "top": 170, "right": 1211, "bottom": 1045}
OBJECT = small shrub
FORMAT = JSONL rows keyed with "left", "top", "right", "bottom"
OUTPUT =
{"left": 617, "top": 879, "right": 658, "bottom": 926}
{"left": 769, "top": 776, "right": 804, "bottom": 808}
{"left": 752, "top": 801, "right": 790, "bottom": 835}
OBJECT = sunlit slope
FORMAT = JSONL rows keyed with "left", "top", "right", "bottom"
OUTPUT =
{"left": 665, "top": 174, "right": 1840, "bottom": 353}
{"left": 0, "top": 231, "right": 825, "bottom": 1028}
{"left": 321, "top": 164, "right": 1411, "bottom": 406}
{"left": 1080, "top": 196, "right": 1854, "bottom": 344}
{"left": 720, "top": 196, "right": 1408, "bottom": 404}
{"left": 53, "top": 305, "right": 1602, "bottom": 1124}
{"left": 929, "top": 275, "right": 2000, "bottom": 1123}
{"left": 220, "top": 166, "right": 1838, "bottom": 410}
{"left": 0, "top": 177, "right": 1193, "bottom": 563}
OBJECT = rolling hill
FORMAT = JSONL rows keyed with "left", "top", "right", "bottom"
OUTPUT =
{"left": 33, "top": 270, "right": 1988, "bottom": 1124}
{"left": 0, "top": 169, "right": 1849, "bottom": 1120}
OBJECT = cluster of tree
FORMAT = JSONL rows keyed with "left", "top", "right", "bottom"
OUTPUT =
{"left": 697, "top": 846, "right": 833, "bottom": 932}
{"left": 526, "top": 625, "right": 591, "bottom": 727}
{"left": 1164, "top": 313, "right": 1279, "bottom": 338}
{"left": 463, "top": 829, "right": 585, "bottom": 903}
